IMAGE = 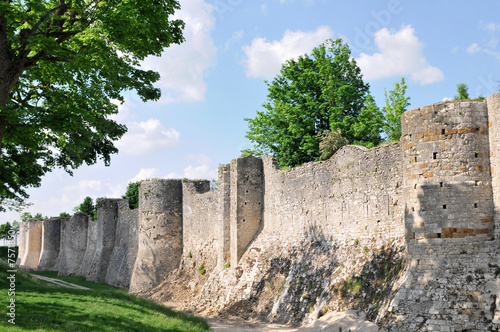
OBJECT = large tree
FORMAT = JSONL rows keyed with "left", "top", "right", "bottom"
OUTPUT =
{"left": 382, "top": 77, "right": 410, "bottom": 142}
{"left": 244, "top": 39, "right": 372, "bottom": 167}
{"left": 0, "top": 0, "right": 184, "bottom": 211}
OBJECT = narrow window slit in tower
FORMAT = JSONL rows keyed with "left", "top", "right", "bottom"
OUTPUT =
{"left": 441, "top": 129, "right": 445, "bottom": 135}
{"left": 415, "top": 156, "right": 418, "bottom": 162}
{"left": 437, "top": 233, "right": 441, "bottom": 238}
{"left": 440, "top": 182, "right": 443, "bottom": 187}
{"left": 475, "top": 181, "right": 479, "bottom": 186}
{"left": 433, "top": 152, "right": 438, "bottom": 160}
{"left": 443, "top": 204, "right": 447, "bottom": 209}
{"left": 475, "top": 152, "right": 479, "bottom": 158}
{"left": 414, "top": 184, "right": 417, "bottom": 189}
{"left": 474, "top": 203, "right": 478, "bottom": 208}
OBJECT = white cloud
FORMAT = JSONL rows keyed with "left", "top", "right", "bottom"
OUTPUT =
{"left": 356, "top": 25, "right": 444, "bottom": 85}
{"left": 116, "top": 119, "right": 180, "bottom": 156}
{"left": 242, "top": 26, "right": 334, "bottom": 79}
{"left": 466, "top": 42, "right": 500, "bottom": 60}
{"left": 480, "top": 21, "right": 500, "bottom": 32}
{"left": 467, "top": 43, "right": 481, "bottom": 54}
{"left": 130, "top": 168, "right": 161, "bottom": 183}
{"left": 184, "top": 164, "right": 217, "bottom": 180}
{"left": 62, "top": 180, "right": 103, "bottom": 194}
{"left": 186, "top": 153, "right": 212, "bottom": 165}
{"left": 184, "top": 154, "right": 217, "bottom": 180}
{"left": 142, "top": 0, "right": 217, "bottom": 104}
{"left": 442, "top": 97, "right": 454, "bottom": 102}
{"left": 224, "top": 29, "right": 244, "bottom": 51}
{"left": 110, "top": 99, "right": 136, "bottom": 123}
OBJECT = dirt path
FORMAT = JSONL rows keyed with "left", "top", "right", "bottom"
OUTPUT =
{"left": 29, "top": 274, "right": 90, "bottom": 290}
{"left": 206, "top": 311, "right": 379, "bottom": 332}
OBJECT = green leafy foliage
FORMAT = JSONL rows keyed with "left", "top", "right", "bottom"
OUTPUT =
{"left": 0, "top": 0, "right": 185, "bottom": 209}
{"left": 59, "top": 212, "right": 71, "bottom": 218}
{"left": 122, "top": 181, "right": 142, "bottom": 209}
{"left": 0, "top": 222, "right": 13, "bottom": 239}
{"left": 317, "top": 128, "right": 349, "bottom": 161}
{"left": 382, "top": 77, "right": 411, "bottom": 142}
{"left": 244, "top": 38, "right": 373, "bottom": 167}
{"left": 76, "top": 196, "right": 95, "bottom": 219}
{"left": 454, "top": 83, "right": 470, "bottom": 100}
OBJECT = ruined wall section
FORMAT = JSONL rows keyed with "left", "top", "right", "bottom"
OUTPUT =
{"left": 78, "top": 199, "right": 120, "bottom": 283}
{"left": 230, "top": 156, "right": 263, "bottom": 268}
{"left": 37, "top": 218, "right": 64, "bottom": 271}
{"left": 16, "top": 221, "right": 28, "bottom": 265}
{"left": 260, "top": 143, "right": 404, "bottom": 245}
{"left": 130, "top": 179, "right": 183, "bottom": 293}
{"left": 486, "top": 93, "right": 500, "bottom": 325}
{"left": 182, "top": 180, "right": 220, "bottom": 272}
{"left": 57, "top": 213, "right": 89, "bottom": 276}
{"left": 388, "top": 100, "right": 497, "bottom": 331}
{"left": 19, "top": 220, "right": 43, "bottom": 270}
{"left": 218, "top": 164, "right": 231, "bottom": 265}
{"left": 105, "top": 200, "right": 139, "bottom": 289}
{"left": 487, "top": 93, "right": 500, "bottom": 238}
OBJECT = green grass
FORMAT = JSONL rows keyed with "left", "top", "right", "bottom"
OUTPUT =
{"left": 0, "top": 259, "right": 211, "bottom": 331}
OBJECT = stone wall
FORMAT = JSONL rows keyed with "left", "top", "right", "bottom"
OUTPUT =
{"left": 19, "top": 220, "right": 43, "bottom": 270}
{"left": 387, "top": 99, "right": 498, "bottom": 331}
{"left": 229, "top": 156, "right": 264, "bottom": 268}
{"left": 16, "top": 93, "right": 500, "bottom": 330}
{"left": 129, "top": 179, "right": 184, "bottom": 293}
{"left": 486, "top": 93, "right": 500, "bottom": 325}
{"left": 16, "top": 221, "right": 27, "bottom": 265}
{"left": 57, "top": 212, "right": 89, "bottom": 276}
{"left": 78, "top": 200, "right": 119, "bottom": 282}
{"left": 105, "top": 200, "right": 139, "bottom": 289}
{"left": 182, "top": 180, "right": 220, "bottom": 272}
{"left": 37, "top": 218, "right": 64, "bottom": 271}
{"left": 261, "top": 143, "right": 404, "bottom": 245}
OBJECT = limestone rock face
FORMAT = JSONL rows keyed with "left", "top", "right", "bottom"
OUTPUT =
{"left": 19, "top": 220, "right": 43, "bottom": 270}
{"left": 129, "top": 179, "right": 184, "bottom": 293}
{"left": 37, "top": 218, "right": 65, "bottom": 271}
{"left": 57, "top": 213, "right": 89, "bottom": 276}
{"left": 105, "top": 200, "right": 139, "bottom": 289}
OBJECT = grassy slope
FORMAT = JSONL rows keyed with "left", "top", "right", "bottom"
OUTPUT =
{"left": 0, "top": 260, "right": 211, "bottom": 331}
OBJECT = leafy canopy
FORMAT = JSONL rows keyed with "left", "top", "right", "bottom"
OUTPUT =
{"left": 244, "top": 39, "right": 375, "bottom": 167}
{"left": 454, "top": 83, "right": 470, "bottom": 100}
{"left": 382, "top": 77, "right": 410, "bottom": 142}
{"left": 0, "top": 0, "right": 185, "bottom": 211}
{"left": 122, "top": 181, "right": 141, "bottom": 209}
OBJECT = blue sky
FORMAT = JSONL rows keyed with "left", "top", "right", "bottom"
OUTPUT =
{"left": 2, "top": 0, "right": 500, "bottom": 223}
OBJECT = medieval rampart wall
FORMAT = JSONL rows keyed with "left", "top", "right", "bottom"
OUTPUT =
{"left": 57, "top": 212, "right": 89, "bottom": 276}
{"left": 16, "top": 94, "right": 500, "bottom": 329}
{"left": 129, "top": 179, "right": 184, "bottom": 293}
{"left": 105, "top": 200, "right": 139, "bottom": 289}
{"left": 37, "top": 218, "right": 64, "bottom": 271}
{"left": 260, "top": 143, "right": 404, "bottom": 245}
{"left": 388, "top": 98, "right": 498, "bottom": 331}
{"left": 182, "top": 180, "right": 220, "bottom": 272}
